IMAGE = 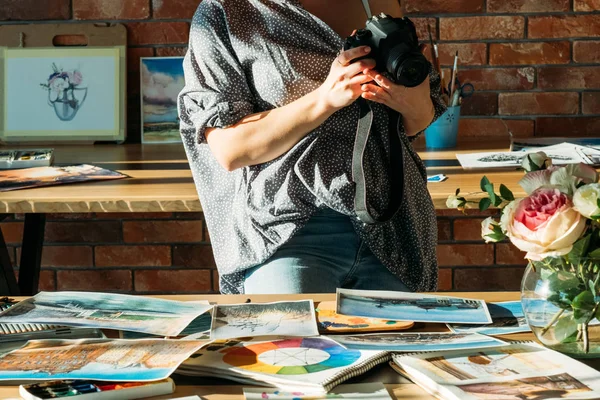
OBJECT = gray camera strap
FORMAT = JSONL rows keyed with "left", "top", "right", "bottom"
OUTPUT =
{"left": 361, "top": 0, "right": 372, "bottom": 18}
{"left": 352, "top": 97, "right": 404, "bottom": 224}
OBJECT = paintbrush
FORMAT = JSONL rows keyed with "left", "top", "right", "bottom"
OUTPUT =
{"left": 449, "top": 51, "right": 458, "bottom": 106}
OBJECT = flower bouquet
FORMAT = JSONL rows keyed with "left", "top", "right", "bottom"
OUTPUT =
{"left": 40, "top": 63, "right": 87, "bottom": 121}
{"left": 447, "top": 153, "right": 600, "bottom": 357}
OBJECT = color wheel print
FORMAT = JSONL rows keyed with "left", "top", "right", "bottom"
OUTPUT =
{"left": 222, "top": 338, "right": 361, "bottom": 375}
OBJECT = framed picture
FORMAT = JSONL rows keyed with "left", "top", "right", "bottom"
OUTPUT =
{"left": 0, "top": 46, "right": 126, "bottom": 143}
{"left": 140, "top": 56, "right": 185, "bottom": 144}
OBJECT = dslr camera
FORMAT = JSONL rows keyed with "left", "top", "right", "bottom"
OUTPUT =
{"left": 343, "top": 13, "right": 429, "bottom": 87}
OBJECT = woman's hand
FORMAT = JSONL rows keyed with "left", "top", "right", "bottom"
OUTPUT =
{"left": 361, "top": 71, "right": 435, "bottom": 136}
{"left": 316, "top": 46, "right": 376, "bottom": 112}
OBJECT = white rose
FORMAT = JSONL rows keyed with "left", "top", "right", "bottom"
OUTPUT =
{"left": 573, "top": 183, "right": 600, "bottom": 219}
{"left": 521, "top": 151, "right": 551, "bottom": 172}
{"left": 446, "top": 195, "right": 466, "bottom": 209}
{"left": 481, "top": 217, "right": 505, "bottom": 243}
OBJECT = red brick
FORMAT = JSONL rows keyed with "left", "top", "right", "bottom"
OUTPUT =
{"left": 529, "top": 15, "right": 600, "bottom": 39}
{"left": 212, "top": 269, "right": 220, "bottom": 293}
{"left": 411, "top": 18, "right": 437, "bottom": 41}
{"left": 488, "top": 0, "right": 570, "bottom": 12}
{"left": 499, "top": 92, "right": 579, "bottom": 115}
{"left": 536, "top": 117, "right": 600, "bottom": 136}
{"left": 39, "top": 270, "right": 56, "bottom": 292}
{"left": 574, "top": 0, "right": 600, "bottom": 11}
{"left": 173, "top": 245, "right": 216, "bottom": 268}
{"left": 583, "top": 93, "right": 600, "bottom": 115}
{"left": 57, "top": 270, "right": 132, "bottom": 292}
{"left": 123, "top": 220, "right": 203, "bottom": 243}
{"left": 437, "top": 244, "right": 494, "bottom": 266}
{"left": 127, "top": 48, "right": 154, "bottom": 74}
{"left": 453, "top": 219, "right": 486, "bottom": 241}
{"left": 96, "top": 245, "right": 171, "bottom": 267}
{"left": 0, "top": 0, "right": 69, "bottom": 20}
{"left": 97, "top": 212, "right": 172, "bottom": 219}
{"left": 0, "top": 222, "right": 23, "bottom": 244}
{"left": 461, "top": 93, "right": 498, "bottom": 116}
{"left": 455, "top": 68, "right": 535, "bottom": 90}
{"left": 437, "top": 218, "right": 452, "bottom": 242}
{"left": 423, "top": 43, "right": 486, "bottom": 66}
{"left": 489, "top": 42, "right": 570, "bottom": 65}
{"left": 454, "top": 267, "right": 526, "bottom": 291}
{"left": 45, "top": 222, "right": 121, "bottom": 243}
{"left": 134, "top": 269, "right": 211, "bottom": 293}
{"left": 438, "top": 268, "right": 453, "bottom": 291}
{"left": 496, "top": 243, "right": 528, "bottom": 265}
{"left": 403, "top": 0, "right": 483, "bottom": 14}
{"left": 34, "top": 246, "right": 92, "bottom": 267}
{"left": 155, "top": 47, "right": 188, "bottom": 57}
{"left": 459, "top": 119, "right": 535, "bottom": 141}
{"left": 573, "top": 41, "right": 600, "bottom": 63}
{"left": 127, "top": 22, "right": 190, "bottom": 45}
{"left": 73, "top": 0, "right": 150, "bottom": 19}
{"left": 440, "top": 17, "right": 524, "bottom": 41}
{"left": 538, "top": 67, "right": 600, "bottom": 89}
{"left": 152, "top": 0, "right": 198, "bottom": 19}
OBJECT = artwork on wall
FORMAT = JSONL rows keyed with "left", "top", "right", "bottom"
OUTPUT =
{"left": 140, "top": 56, "right": 185, "bottom": 144}
{"left": 0, "top": 46, "right": 126, "bottom": 143}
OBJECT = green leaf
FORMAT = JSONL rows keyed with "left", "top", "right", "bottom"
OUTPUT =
{"left": 596, "top": 198, "right": 600, "bottom": 209}
{"left": 589, "top": 248, "right": 600, "bottom": 260}
{"left": 480, "top": 176, "right": 491, "bottom": 192}
{"left": 499, "top": 184, "right": 514, "bottom": 201}
{"left": 455, "top": 188, "right": 460, "bottom": 196}
{"left": 572, "top": 290, "right": 596, "bottom": 312}
{"left": 547, "top": 271, "right": 582, "bottom": 293}
{"left": 569, "top": 235, "right": 592, "bottom": 266}
{"left": 479, "top": 198, "right": 492, "bottom": 211}
{"left": 554, "top": 315, "right": 579, "bottom": 343}
{"left": 590, "top": 280, "right": 598, "bottom": 298}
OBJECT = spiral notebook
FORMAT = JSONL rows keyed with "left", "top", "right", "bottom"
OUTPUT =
{"left": 392, "top": 340, "right": 600, "bottom": 400}
{"left": 176, "top": 336, "right": 390, "bottom": 393}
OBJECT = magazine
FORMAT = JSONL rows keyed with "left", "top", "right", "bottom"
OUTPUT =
{"left": 0, "top": 339, "right": 205, "bottom": 381}
{"left": 392, "top": 341, "right": 600, "bottom": 399}
{"left": 0, "top": 291, "right": 213, "bottom": 337}
{"left": 337, "top": 289, "right": 492, "bottom": 324}
{"left": 0, "top": 164, "right": 127, "bottom": 192}
{"left": 176, "top": 336, "right": 390, "bottom": 393}
{"left": 0, "top": 149, "right": 53, "bottom": 169}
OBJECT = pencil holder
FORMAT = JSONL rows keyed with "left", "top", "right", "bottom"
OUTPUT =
{"left": 424, "top": 106, "right": 461, "bottom": 149}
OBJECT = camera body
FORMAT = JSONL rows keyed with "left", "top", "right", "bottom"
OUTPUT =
{"left": 343, "top": 14, "right": 429, "bottom": 88}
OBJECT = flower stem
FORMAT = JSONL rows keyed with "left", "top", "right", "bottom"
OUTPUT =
{"left": 541, "top": 308, "right": 565, "bottom": 336}
{"left": 582, "top": 303, "right": 600, "bottom": 354}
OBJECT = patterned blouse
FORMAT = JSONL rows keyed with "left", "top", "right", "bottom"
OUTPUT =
{"left": 178, "top": 0, "right": 447, "bottom": 294}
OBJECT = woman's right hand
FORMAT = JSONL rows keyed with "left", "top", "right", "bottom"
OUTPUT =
{"left": 317, "top": 46, "right": 376, "bottom": 112}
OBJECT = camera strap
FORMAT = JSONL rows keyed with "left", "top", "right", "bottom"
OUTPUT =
{"left": 352, "top": 97, "right": 404, "bottom": 224}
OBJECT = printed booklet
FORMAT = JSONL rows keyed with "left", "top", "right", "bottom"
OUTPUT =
{"left": 176, "top": 336, "right": 390, "bottom": 393}
{"left": 392, "top": 341, "right": 600, "bottom": 400}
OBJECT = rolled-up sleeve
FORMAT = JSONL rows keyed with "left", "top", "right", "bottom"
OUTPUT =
{"left": 178, "top": 1, "right": 256, "bottom": 144}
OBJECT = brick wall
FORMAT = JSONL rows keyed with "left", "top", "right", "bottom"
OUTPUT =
{"left": 0, "top": 0, "right": 596, "bottom": 294}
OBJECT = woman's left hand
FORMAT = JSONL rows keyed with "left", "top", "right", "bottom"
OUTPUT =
{"left": 361, "top": 71, "right": 435, "bottom": 136}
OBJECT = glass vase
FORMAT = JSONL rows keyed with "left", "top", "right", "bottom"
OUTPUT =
{"left": 521, "top": 257, "right": 600, "bottom": 358}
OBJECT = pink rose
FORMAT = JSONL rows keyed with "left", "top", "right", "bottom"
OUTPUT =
{"left": 504, "top": 188, "right": 587, "bottom": 260}
{"left": 68, "top": 70, "right": 83, "bottom": 86}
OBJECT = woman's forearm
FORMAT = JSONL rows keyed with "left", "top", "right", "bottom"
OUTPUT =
{"left": 205, "top": 89, "right": 335, "bottom": 171}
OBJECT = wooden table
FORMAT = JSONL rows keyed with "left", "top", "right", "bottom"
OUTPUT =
{"left": 0, "top": 292, "right": 535, "bottom": 400}
{"left": 0, "top": 141, "right": 522, "bottom": 296}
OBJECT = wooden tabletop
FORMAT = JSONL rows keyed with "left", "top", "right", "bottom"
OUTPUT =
{"left": 0, "top": 141, "right": 523, "bottom": 213}
{"left": 0, "top": 292, "right": 532, "bottom": 400}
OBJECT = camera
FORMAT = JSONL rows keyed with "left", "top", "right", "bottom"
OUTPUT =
{"left": 343, "top": 14, "right": 429, "bottom": 88}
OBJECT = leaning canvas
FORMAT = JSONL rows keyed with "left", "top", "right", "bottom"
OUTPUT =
{"left": 0, "top": 47, "right": 126, "bottom": 143}
{"left": 140, "top": 57, "right": 185, "bottom": 144}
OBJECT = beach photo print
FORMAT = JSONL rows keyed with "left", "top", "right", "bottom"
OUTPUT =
{"left": 140, "top": 57, "right": 185, "bottom": 144}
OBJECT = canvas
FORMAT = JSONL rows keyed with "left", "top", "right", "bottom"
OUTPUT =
{"left": 140, "top": 57, "right": 185, "bottom": 144}
{"left": 1, "top": 47, "right": 125, "bottom": 142}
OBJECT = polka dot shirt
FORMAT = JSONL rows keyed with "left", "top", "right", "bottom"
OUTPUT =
{"left": 178, "top": 0, "right": 447, "bottom": 294}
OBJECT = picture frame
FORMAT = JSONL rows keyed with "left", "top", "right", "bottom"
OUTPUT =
{"left": 140, "top": 56, "right": 185, "bottom": 144}
{"left": 0, "top": 46, "right": 126, "bottom": 144}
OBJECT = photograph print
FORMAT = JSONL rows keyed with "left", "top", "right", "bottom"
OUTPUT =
{"left": 328, "top": 332, "right": 506, "bottom": 352}
{"left": 140, "top": 57, "right": 185, "bottom": 144}
{"left": 337, "top": 289, "right": 492, "bottom": 324}
{"left": 448, "top": 301, "right": 530, "bottom": 336}
{"left": 210, "top": 300, "right": 319, "bottom": 340}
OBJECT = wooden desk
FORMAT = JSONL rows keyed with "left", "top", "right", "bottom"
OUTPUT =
{"left": 0, "top": 292, "right": 530, "bottom": 400}
{"left": 0, "top": 141, "right": 519, "bottom": 296}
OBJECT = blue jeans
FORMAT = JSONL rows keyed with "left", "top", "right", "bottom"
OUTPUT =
{"left": 243, "top": 208, "right": 409, "bottom": 294}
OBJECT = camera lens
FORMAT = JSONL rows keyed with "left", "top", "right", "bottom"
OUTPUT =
{"left": 395, "top": 56, "right": 429, "bottom": 87}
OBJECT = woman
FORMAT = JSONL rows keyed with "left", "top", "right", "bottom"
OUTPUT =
{"left": 178, "top": 0, "right": 446, "bottom": 294}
